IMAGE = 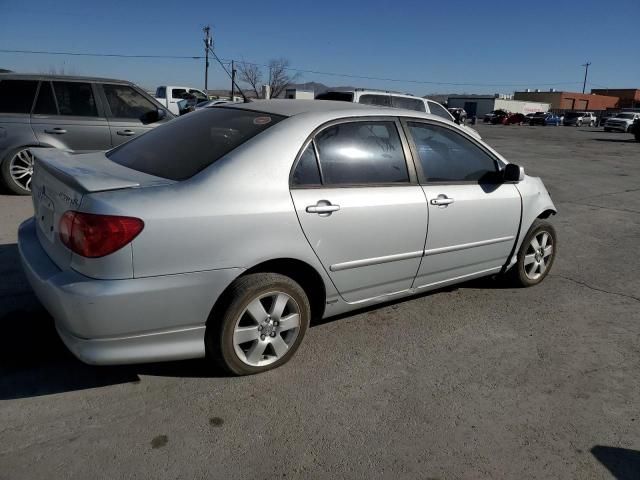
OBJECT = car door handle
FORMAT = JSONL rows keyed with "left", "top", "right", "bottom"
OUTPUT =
{"left": 116, "top": 129, "right": 136, "bottom": 136}
{"left": 430, "top": 195, "right": 454, "bottom": 207}
{"left": 44, "top": 128, "right": 67, "bottom": 134}
{"left": 306, "top": 201, "right": 340, "bottom": 215}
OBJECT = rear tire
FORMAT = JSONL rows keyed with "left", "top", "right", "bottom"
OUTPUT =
{"left": 577, "top": 120, "right": 583, "bottom": 127}
{"left": 505, "top": 220, "right": 557, "bottom": 288}
{"left": 1, "top": 147, "right": 34, "bottom": 195}
{"left": 589, "top": 121, "right": 595, "bottom": 127}
{"left": 604, "top": 128, "right": 612, "bottom": 132}
{"left": 206, "top": 273, "right": 311, "bottom": 375}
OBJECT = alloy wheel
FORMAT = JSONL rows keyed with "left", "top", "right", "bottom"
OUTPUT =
{"left": 232, "top": 291, "right": 301, "bottom": 367}
{"left": 523, "top": 231, "right": 554, "bottom": 280}
{"left": 9, "top": 149, "right": 34, "bottom": 192}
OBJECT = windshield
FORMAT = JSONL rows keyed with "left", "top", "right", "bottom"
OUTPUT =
{"left": 565, "top": 112, "right": 582, "bottom": 118}
{"left": 615, "top": 113, "right": 635, "bottom": 119}
{"left": 107, "top": 108, "right": 284, "bottom": 180}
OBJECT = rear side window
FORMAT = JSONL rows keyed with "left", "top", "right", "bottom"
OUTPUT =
{"left": 172, "top": 88, "right": 187, "bottom": 99}
{"left": 427, "top": 101, "right": 453, "bottom": 121}
{"left": 33, "top": 82, "right": 58, "bottom": 115}
{"left": 407, "top": 122, "right": 498, "bottom": 182}
{"left": 391, "top": 96, "right": 426, "bottom": 112}
{"left": 358, "top": 94, "right": 391, "bottom": 107}
{"left": 155, "top": 86, "right": 166, "bottom": 99}
{"left": 292, "top": 143, "right": 321, "bottom": 186}
{"left": 314, "top": 121, "right": 408, "bottom": 185}
{"left": 53, "top": 82, "right": 98, "bottom": 117}
{"left": 315, "top": 92, "right": 354, "bottom": 102}
{"left": 0, "top": 80, "right": 38, "bottom": 113}
{"left": 108, "top": 108, "right": 284, "bottom": 180}
{"left": 103, "top": 84, "right": 157, "bottom": 119}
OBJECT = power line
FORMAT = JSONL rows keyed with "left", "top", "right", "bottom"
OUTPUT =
{"left": 0, "top": 48, "right": 581, "bottom": 88}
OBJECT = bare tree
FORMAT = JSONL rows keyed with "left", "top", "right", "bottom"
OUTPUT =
{"left": 237, "top": 58, "right": 300, "bottom": 99}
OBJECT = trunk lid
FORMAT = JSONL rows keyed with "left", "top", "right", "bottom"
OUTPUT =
{"left": 30, "top": 148, "right": 173, "bottom": 271}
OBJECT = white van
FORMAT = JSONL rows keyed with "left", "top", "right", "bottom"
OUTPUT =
{"left": 316, "top": 89, "right": 481, "bottom": 139}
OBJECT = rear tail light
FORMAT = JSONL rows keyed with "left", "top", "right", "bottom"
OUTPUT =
{"left": 59, "top": 211, "right": 144, "bottom": 258}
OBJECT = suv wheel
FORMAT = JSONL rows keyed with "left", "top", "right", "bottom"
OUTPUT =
{"left": 627, "top": 124, "right": 634, "bottom": 133}
{"left": 1, "top": 147, "right": 34, "bottom": 195}
{"left": 206, "top": 273, "right": 311, "bottom": 375}
{"left": 589, "top": 120, "right": 595, "bottom": 127}
{"left": 506, "top": 220, "right": 557, "bottom": 287}
{"left": 577, "top": 120, "right": 583, "bottom": 127}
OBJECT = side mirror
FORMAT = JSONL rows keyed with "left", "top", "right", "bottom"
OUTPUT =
{"left": 503, "top": 163, "right": 525, "bottom": 183}
{"left": 140, "top": 108, "right": 166, "bottom": 124}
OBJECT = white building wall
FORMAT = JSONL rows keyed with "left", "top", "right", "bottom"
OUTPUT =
{"left": 495, "top": 99, "right": 550, "bottom": 114}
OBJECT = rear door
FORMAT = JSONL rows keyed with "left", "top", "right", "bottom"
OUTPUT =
{"left": 31, "top": 80, "right": 112, "bottom": 152}
{"left": 290, "top": 118, "right": 428, "bottom": 303}
{"left": 99, "top": 83, "right": 170, "bottom": 146}
{"left": 402, "top": 119, "right": 521, "bottom": 289}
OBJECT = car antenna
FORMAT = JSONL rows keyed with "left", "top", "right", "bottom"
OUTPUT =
{"left": 205, "top": 44, "right": 250, "bottom": 103}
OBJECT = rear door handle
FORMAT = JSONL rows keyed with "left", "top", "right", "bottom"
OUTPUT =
{"left": 44, "top": 128, "right": 67, "bottom": 134}
{"left": 116, "top": 129, "right": 136, "bottom": 136}
{"left": 306, "top": 201, "right": 340, "bottom": 216}
{"left": 430, "top": 195, "right": 454, "bottom": 207}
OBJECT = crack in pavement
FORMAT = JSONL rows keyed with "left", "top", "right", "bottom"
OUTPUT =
{"left": 572, "top": 187, "right": 640, "bottom": 202}
{"left": 551, "top": 274, "right": 640, "bottom": 303}
{"left": 558, "top": 200, "right": 640, "bottom": 215}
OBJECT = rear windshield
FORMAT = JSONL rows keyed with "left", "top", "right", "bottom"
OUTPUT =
{"left": 565, "top": 112, "right": 581, "bottom": 118}
{"left": 107, "top": 108, "right": 284, "bottom": 180}
{"left": 615, "top": 113, "right": 635, "bottom": 119}
{"left": 315, "top": 92, "right": 354, "bottom": 102}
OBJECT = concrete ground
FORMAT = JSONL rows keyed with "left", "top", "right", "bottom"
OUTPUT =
{"left": 0, "top": 124, "right": 638, "bottom": 480}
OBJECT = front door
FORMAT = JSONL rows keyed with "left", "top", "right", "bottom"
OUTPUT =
{"left": 290, "top": 119, "right": 428, "bottom": 303}
{"left": 31, "top": 81, "right": 112, "bottom": 152}
{"left": 403, "top": 120, "right": 521, "bottom": 289}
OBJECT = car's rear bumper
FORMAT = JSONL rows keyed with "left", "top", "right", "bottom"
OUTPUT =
{"left": 18, "top": 217, "right": 243, "bottom": 365}
{"left": 605, "top": 124, "right": 628, "bottom": 132}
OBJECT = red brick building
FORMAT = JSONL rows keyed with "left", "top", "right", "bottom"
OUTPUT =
{"left": 514, "top": 90, "right": 619, "bottom": 111}
{"left": 590, "top": 89, "right": 640, "bottom": 108}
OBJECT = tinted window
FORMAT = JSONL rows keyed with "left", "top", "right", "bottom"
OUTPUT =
{"left": 103, "top": 84, "right": 156, "bottom": 119}
{"left": 189, "top": 89, "right": 208, "bottom": 101}
{"left": 314, "top": 121, "right": 408, "bottom": 185}
{"left": 108, "top": 108, "right": 284, "bottom": 181}
{"left": 156, "top": 86, "right": 166, "bottom": 99}
{"left": 33, "top": 82, "right": 58, "bottom": 115}
{"left": 427, "top": 101, "right": 453, "bottom": 120}
{"left": 391, "top": 96, "right": 426, "bottom": 112}
{"left": 52, "top": 82, "right": 98, "bottom": 116}
{"left": 292, "top": 143, "right": 321, "bottom": 186}
{"left": 408, "top": 122, "right": 498, "bottom": 182}
{"left": 315, "top": 92, "right": 354, "bottom": 102}
{"left": 0, "top": 80, "right": 38, "bottom": 113}
{"left": 172, "top": 88, "right": 187, "bottom": 99}
{"left": 358, "top": 94, "right": 391, "bottom": 107}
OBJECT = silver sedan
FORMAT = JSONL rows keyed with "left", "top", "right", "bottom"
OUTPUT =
{"left": 18, "top": 100, "right": 557, "bottom": 375}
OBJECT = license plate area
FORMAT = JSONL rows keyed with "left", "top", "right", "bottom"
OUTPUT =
{"left": 37, "top": 193, "right": 56, "bottom": 242}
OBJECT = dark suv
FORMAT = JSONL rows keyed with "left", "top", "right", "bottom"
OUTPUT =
{"left": 0, "top": 74, "right": 173, "bottom": 194}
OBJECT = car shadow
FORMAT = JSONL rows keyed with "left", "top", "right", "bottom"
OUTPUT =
{"left": 591, "top": 446, "right": 640, "bottom": 480}
{"left": 593, "top": 138, "right": 637, "bottom": 143}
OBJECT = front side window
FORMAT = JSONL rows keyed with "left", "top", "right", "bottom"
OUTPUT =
{"left": 358, "top": 94, "right": 391, "bottom": 107}
{"left": 0, "top": 80, "right": 38, "bottom": 113}
{"left": 407, "top": 122, "right": 498, "bottom": 182}
{"left": 33, "top": 82, "right": 58, "bottom": 115}
{"left": 108, "top": 108, "right": 284, "bottom": 181}
{"left": 314, "top": 121, "right": 408, "bottom": 185}
{"left": 391, "top": 96, "right": 426, "bottom": 112}
{"left": 103, "top": 84, "right": 157, "bottom": 119}
{"left": 52, "top": 82, "right": 98, "bottom": 117}
{"left": 427, "top": 101, "right": 454, "bottom": 121}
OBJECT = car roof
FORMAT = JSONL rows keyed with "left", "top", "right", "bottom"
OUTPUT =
{"left": 0, "top": 73, "right": 132, "bottom": 84}
{"left": 221, "top": 99, "right": 443, "bottom": 121}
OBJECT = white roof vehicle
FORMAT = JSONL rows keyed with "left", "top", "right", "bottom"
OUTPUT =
{"left": 316, "top": 89, "right": 482, "bottom": 139}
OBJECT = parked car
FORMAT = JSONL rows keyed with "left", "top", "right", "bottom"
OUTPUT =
{"left": 563, "top": 111, "right": 596, "bottom": 127}
{"left": 599, "top": 111, "right": 618, "bottom": 127}
{"left": 0, "top": 74, "right": 173, "bottom": 195}
{"left": 529, "top": 112, "right": 562, "bottom": 126}
{"left": 490, "top": 110, "right": 511, "bottom": 125}
{"left": 504, "top": 113, "right": 527, "bottom": 125}
{"left": 154, "top": 85, "right": 208, "bottom": 115}
{"left": 19, "top": 100, "right": 557, "bottom": 374}
{"left": 604, "top": 112, "right": 640, "bottom": 133}
{"left": 448, "top": 107, "right": 467, "bottom": 124}
{"left": 195, "top": 99, "right": 233, "bottom": 110}
{"left": 316, "top": 89, "right": 481, "bottom": 139}
{"left": 633, "top": 119, "right": 640, "bottom": 142}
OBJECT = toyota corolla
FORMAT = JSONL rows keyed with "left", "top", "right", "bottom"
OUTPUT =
{"left": 18, "top": 100, "right": 557, "bottom": 375}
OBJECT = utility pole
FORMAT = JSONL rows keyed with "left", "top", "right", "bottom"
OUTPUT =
{"left": 231, "top": 60, "right": 236, "bottom": 101}
{"left": 203, "top": 26, "right": 212, "bottom": 91}
{"left": 581, "top": 61, "right": 591, "bottom": 94}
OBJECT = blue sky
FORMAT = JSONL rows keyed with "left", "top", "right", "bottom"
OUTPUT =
{"left": 1, "top": 0, "right": 639, "bottom": 95}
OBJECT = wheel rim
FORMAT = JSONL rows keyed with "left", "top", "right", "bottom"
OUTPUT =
{"left": 523, "top": 231, "right": 554, "bottom": 280}
{"left": 232, "top": 291, "right": 301, "bottom": 367}
{"left": 9, "top": 149, "right": 34, "bottom": 191}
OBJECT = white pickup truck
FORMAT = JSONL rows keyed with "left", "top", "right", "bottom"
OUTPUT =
{"left": 154, "top": 86, "right": 208, "bottom": 115}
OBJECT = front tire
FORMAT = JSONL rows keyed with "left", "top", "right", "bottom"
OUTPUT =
{"left": 206, "top": 273, "right": 311, "bottom": 375}
{"left": 577, "top": 120, "right": 583, "bottom": 127}
{"left": 506, "top": 220, "right": 557, "bottom": 287}
{"left": 1, "top": 147, "right": 34, "bottom": 195}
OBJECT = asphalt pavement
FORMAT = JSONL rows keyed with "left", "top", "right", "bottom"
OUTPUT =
{"left": 0, "top": 124, "right": 638, "bottom": 479}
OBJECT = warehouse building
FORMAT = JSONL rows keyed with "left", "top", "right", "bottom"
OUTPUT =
{"left": 590, "top": 89, "right": 640, "bottom": 109}
{"left": 513, "top": 90, "right": 618, "bottom": 111}
{"left": 447, "top": 94, "right": 550, "bottom": 117}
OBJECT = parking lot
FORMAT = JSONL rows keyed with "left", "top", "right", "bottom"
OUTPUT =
{"left": 0, "top": 124, "right": 638, "bottom": 479}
